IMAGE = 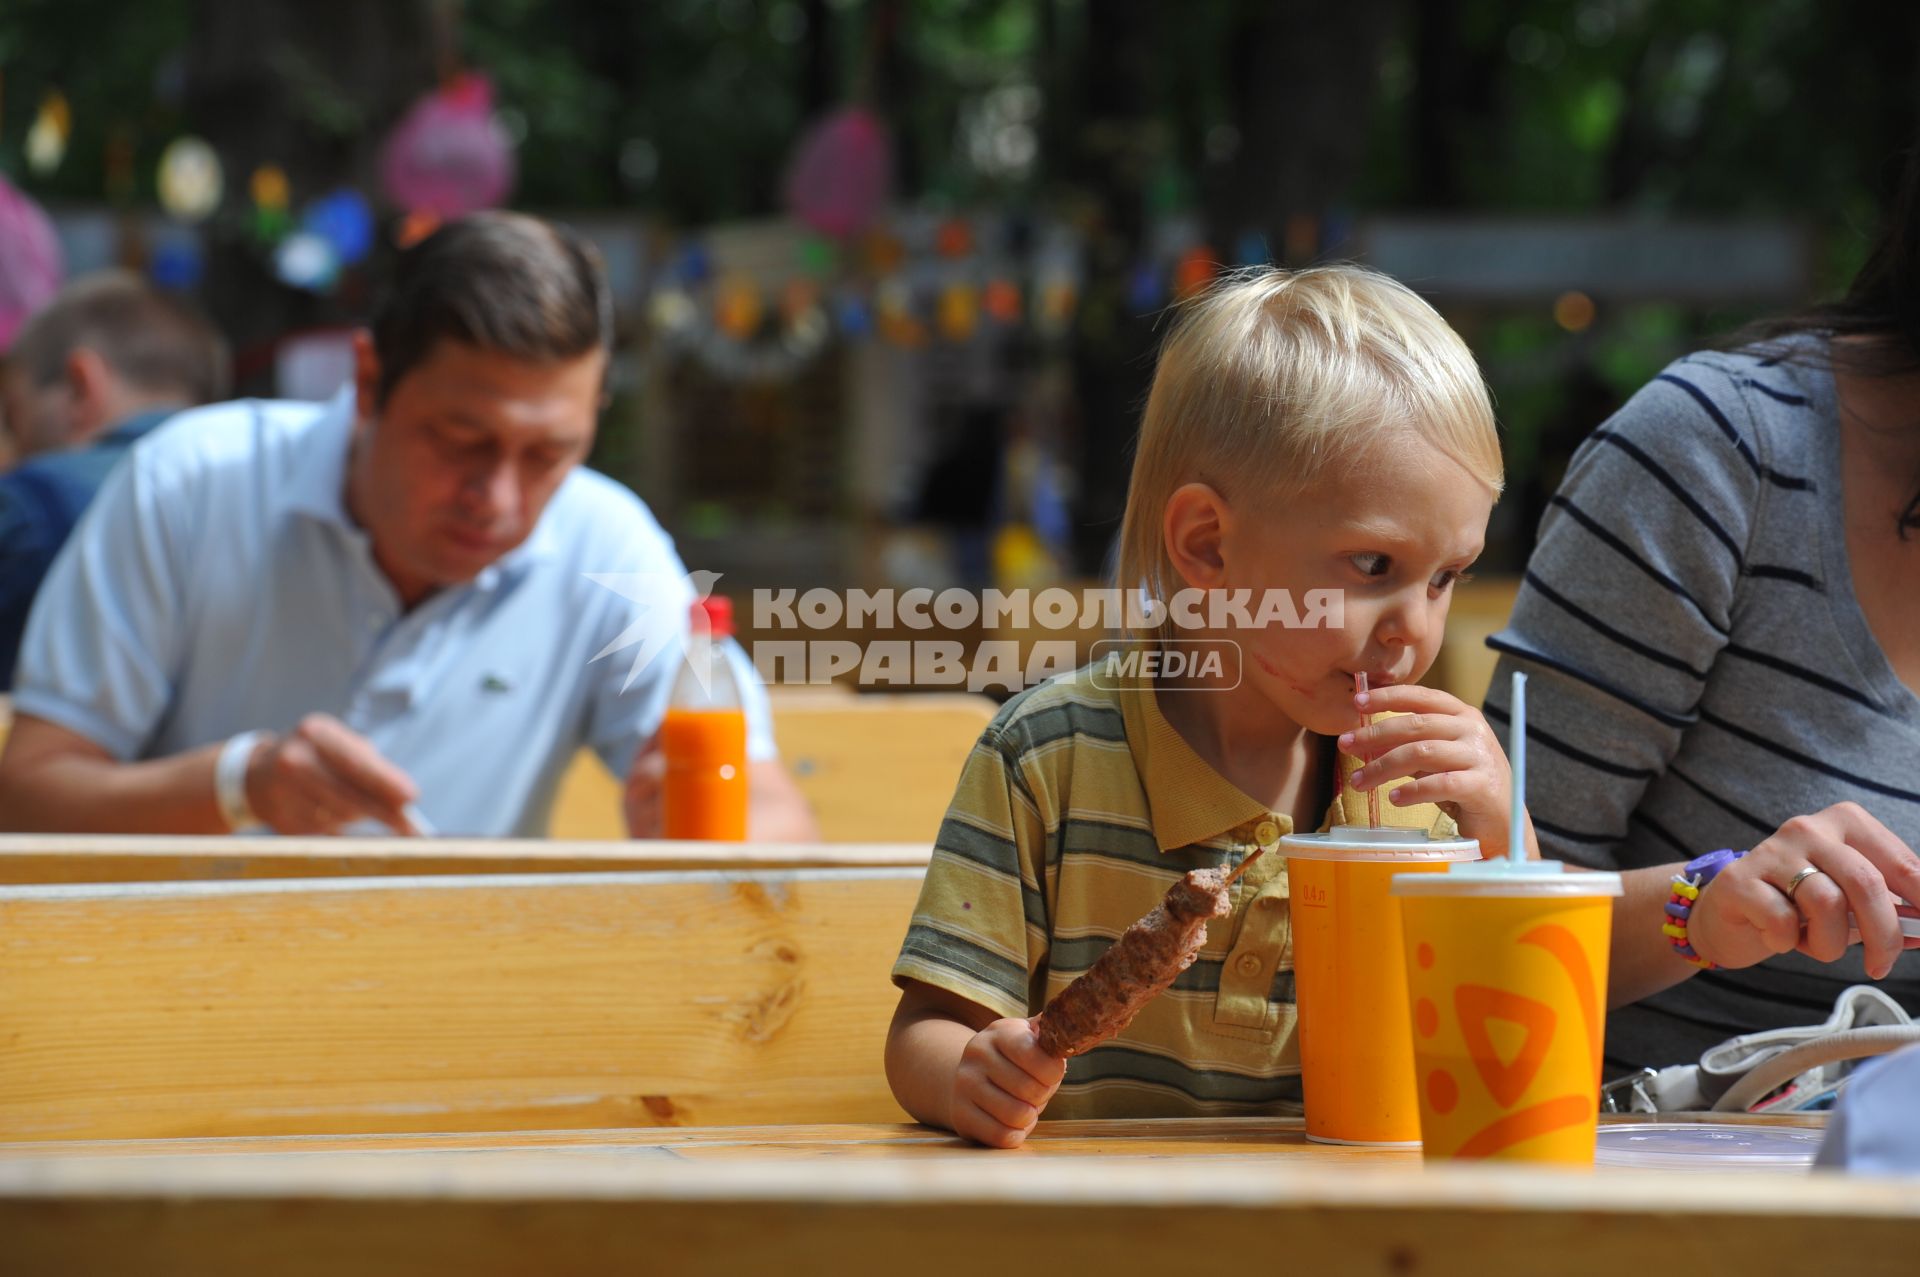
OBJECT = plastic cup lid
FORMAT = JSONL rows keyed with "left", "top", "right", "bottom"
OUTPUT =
{"left": 1390, "top": 858, "right": 1623, "bottom": 897}
{"left": 1280, "top": 825, "right": 1482, "bottom": 863}
{"left": 1593, "top": 1122, "right": 1822, "bottom": 1170}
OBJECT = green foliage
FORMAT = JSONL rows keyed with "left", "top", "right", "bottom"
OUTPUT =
{"left": 1591, "top": 304, "right": 1690, "bottom": 398}
{"left": 465, "top": 0, "right": 824, "bottom": 220}
{"left": 6, "top": 0, "right": 1911, "bottom": 239}
{"left": 0, "top": 0, "right": 193, "bottom": 202}
{"left": 4, "top": 0, "right": 1916, "bottom": 501}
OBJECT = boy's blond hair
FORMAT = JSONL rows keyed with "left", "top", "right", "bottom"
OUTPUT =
{"left": 1116, "top": 265, "right": 1501, "bottom": 638}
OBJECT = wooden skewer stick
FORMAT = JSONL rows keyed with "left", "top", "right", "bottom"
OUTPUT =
{"left": 1225, "top": 846, "right": 1264, "bottom": 887}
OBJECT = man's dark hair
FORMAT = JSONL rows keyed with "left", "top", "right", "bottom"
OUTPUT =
{"left": 370, "top": 211, "right": 614, "bottom": 404}
{"left": 12, "top": 271, "right": 230, "bottom": 404}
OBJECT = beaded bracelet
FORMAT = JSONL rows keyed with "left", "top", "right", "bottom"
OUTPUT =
{"left": 1661, "top": 874, "right": 1716, "bottom": 969}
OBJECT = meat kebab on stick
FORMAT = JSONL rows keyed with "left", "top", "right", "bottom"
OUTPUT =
{"left": 1033, "top": 849, "right": 1263, "bottom": 1058}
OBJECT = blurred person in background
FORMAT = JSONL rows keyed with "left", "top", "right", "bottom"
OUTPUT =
{"left": 0, "top": 213, "right": 816, "bottom": 841}
{"left": 0, "top": 380, "right": 14, "bottom": 470}
{"left": 0, "top": 272, "right": 229, "bottom": 686}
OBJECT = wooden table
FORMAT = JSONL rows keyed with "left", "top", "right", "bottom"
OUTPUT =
{"left": 6, "top": 1116, "right": 1916, "bottom": 1276}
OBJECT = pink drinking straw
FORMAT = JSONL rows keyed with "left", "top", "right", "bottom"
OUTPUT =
{"left": 1355, "top": 672, "right": 1380, "bottom": 829}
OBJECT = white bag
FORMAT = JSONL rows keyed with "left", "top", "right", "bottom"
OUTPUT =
{"left": 1600, "top": 985, "right": 1920, "bottom": 1114}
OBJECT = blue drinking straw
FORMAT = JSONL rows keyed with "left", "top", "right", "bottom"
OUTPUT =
{"left": 1508, "top": 670, "right": 1527, "bottom": 864}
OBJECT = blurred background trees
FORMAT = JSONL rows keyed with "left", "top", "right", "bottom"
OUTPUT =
{"left": 4, "top": 0, "right": 1916, "bottom": 576}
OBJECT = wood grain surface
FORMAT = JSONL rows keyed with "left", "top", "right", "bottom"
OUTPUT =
{"left": 3, "top": 1115, "right": 1909, "bottom": 1277}
{"left": 0, "top": 834, "right": 932, "bottom": 884}
{"left": 0, "top": 869, "right": 922, "bottom": 1139}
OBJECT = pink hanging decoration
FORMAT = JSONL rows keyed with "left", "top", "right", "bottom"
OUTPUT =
{"left": 783, "top": 107, "right": 891, "bottom": 238}
{"left": 0, "top": 174, "right": 64, "bottom": 351}
{"left": 380, "top": 73, "right": 516, "bottom": 218}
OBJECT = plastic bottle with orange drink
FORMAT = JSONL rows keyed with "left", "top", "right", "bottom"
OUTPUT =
{"left": 661, "top": 596, "right": 749, "bottom": 841}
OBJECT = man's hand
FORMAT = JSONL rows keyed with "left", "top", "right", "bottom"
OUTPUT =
{"left": 623, "top": 734, "right": 666, "bottom": 838}
{"left": 246, "top": 714, "right": 424, "bottom": 835}
{"left": 949, "top": 1018, "right": 1066, "bottom": 1149}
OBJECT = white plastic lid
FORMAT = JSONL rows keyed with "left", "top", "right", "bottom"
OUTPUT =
{"left": 1280, "top": 825, "right": 1483, "bottom": 863}
{"left": 1593, "top": 1122, "right": 1822, "bottom": 1170}
{"left": 1390, "top": 858, "right": 1623, "bottom": 897}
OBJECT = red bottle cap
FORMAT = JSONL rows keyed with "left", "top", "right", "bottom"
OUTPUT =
{"left": 692, "top": 595, "right": 733, "bottom": 639}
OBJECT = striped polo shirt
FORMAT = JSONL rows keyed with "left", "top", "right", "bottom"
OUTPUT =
{"left": 1489, "top": 341, "right": 1920, "bottom": 1076}
{"left": 892, "top": 663, "right": 1455, "bottom": 1119}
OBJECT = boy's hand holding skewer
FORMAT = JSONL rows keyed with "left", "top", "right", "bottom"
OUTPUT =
{"left": 950, "top": 851, "right": 1262, "bottom": 1149}
{"left": 949, "top": 1019, "right": 1067, "bottom": 1150}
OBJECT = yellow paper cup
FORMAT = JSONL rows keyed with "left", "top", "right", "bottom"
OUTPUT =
{"left": 1282, "top": 826, "right": 1482, "bottom": 1145}
{"left": 1391, "top": 863, "right": 1622, "bottom": 1163}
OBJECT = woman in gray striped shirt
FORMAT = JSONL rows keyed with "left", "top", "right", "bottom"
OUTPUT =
{"left": 1492, "top": 149, "right": 1920, "bottom": 1076}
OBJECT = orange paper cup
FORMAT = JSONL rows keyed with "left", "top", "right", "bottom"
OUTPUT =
{"left": 1391, "top": 863, "right": 1622, "bottom": 1163}
{"left": 1282, "top": 826, "right": 1482, "bottom": 1145}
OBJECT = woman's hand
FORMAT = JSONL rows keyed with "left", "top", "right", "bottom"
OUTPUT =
{"left": 1340, "top": 683, "right": 1537, "bottom": 858}
{"left": 1689, "top": 802, "right": 1920, "bottom": 979}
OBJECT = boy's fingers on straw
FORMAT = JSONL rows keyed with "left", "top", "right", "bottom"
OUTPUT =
{"left": 1356, "top": 741, "right": 1481, "bottom": 791}
{"left": 1342, "top": 713, "right": 1472, "bottom": 758}
{"left": 1353, "top": 682, "right": 1464, "bottom": 713}
{"left": 1382, "top": 772, "right": 1476, "bottom": 807}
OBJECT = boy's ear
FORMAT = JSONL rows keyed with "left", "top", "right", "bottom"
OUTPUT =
{"left": 1162, "top": 482, "right": 1230, "bottom": 590}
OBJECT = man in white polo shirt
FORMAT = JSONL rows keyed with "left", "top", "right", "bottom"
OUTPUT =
{"left": 0, "top": 212, "right": 816, "bottom": 840}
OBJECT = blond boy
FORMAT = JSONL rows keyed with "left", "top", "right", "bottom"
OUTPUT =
{"left": 886, "top": 266, "right": 1533, "bottom": 1147}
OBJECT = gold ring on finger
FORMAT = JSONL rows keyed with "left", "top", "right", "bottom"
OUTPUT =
{"left": 1784, "top": 865, "right": 1827, "bottom": 901}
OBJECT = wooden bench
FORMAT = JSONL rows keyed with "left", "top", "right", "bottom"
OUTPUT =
{"left": 0, "top": 835, "right": 929, "bottom": 886}
{"left": 0, "top": 689, "right": 992, "bottom": 843}
{"left": 0, "top": 866, "right": 923, "bottom": 1141}
{"left": 551, "top": 691, "right": 996, "bottom": 841}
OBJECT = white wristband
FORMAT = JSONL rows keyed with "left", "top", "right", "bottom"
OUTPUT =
{"left": 215, "top": 730, "right": 267, "bottom": 831}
